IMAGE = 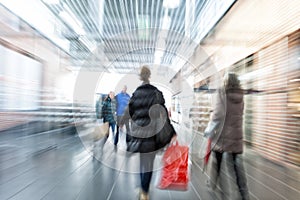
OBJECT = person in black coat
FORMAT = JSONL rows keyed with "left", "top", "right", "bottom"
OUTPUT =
{"left": 122, "top": 65, "right": 176, "bottom": 200}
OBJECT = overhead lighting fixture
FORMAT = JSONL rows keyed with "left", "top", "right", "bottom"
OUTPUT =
{"left": 162, "top": 13, "right": 171, "bottom": 30}
{"left": 154, "top": 50, "right": 164, "bottom": 64}
{"left": 79, "top": 36, "right": 96, "bottom": 52}
{"left": 59, "top": 11, "right": 85, "bottom": 35}
{"left": 163, "top": 0, "right": 180, "bottom": 9}
{"left": 42, "top": 0, "right": 60, "bottom": 4}
{"left": 59, "top": 3, "right": 86, "bottom": 35}
{"left": 289, "top": 79, "right": 300, "bottom": 82}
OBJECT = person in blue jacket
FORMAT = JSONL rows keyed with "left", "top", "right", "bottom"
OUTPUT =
{"left": 115, "top": 85, "right": 131, "bottom": 145}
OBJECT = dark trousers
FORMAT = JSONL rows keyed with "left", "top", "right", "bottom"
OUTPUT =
{"left": 211, "top": 151, "right": 250, "bottom": 200}
{"left": 139, "top": 153, "right": 156, "bottom": 193}
{"left": 227, "top": 153, "right": 250, "bottom": 200}
{"left": 210, "top": 151, "right": 223, "bottom": 190}
{"left": 115, "top": 116, "right": 130, "bottom": 145}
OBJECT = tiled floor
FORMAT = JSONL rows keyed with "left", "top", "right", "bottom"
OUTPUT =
{"left": 0, "top": 124, "right": 299, "bottom": 200}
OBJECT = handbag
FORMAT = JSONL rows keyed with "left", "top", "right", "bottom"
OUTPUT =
{"left": 157, "top": 141, "right": 189, "bottom": 190}
{"left": 93, "top": 122, "right": 109, "bottom": 141}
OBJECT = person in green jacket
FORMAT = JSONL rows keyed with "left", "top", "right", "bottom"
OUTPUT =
{"left": 102, "top": 91, "right": 117, "bottom": 140}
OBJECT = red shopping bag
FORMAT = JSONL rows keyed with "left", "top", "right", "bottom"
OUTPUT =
{"left": 157, "top": 141, "right": 189, "bottom": 190}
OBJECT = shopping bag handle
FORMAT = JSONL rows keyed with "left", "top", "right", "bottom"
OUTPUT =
{"left": 169, "top": 134, "right": 178, "bottom": 145}
{"left": 170, "top": 140, "right": 179, "bottom": 146}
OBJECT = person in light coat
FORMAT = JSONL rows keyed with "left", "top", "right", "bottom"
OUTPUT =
{"left": 206, "top": 72, "right": 250, "bottom": 200}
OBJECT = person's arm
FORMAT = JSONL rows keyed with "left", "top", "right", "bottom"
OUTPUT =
{"left": 157, "top": 89, "right": 177, "bottom": 138}
{"left": 205, "top": 89, "right": 225, "bottom": 139}
{"left": 115, "top": 94, "right": 119, "bottom": 111}
{"left": 211, "top": 89, "right": 226, "bottom": 122}
{"left": 119, "top": 102, "right": 131, "bottom": 126}
{"left": 101, "top": 100, "right": 107, "bottom": 119}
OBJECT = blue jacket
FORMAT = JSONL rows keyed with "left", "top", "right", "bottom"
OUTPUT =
{"left": 116, "top": 92, "right": 130, "bottom": 116}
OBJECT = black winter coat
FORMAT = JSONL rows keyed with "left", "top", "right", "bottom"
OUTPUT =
{"left": 126, "top": 83, "right": 176, "bottom": 153}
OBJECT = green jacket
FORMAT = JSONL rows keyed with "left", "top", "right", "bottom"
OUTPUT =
{"left": 102, "top": 97, "right": 116, "bottom": 124}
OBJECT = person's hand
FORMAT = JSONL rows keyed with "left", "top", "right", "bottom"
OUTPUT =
{"left": 203, "top": 131, "right": 209, "bottom": 138}
{"left": 170, "top": 134, "right": 177, "bottom": 144}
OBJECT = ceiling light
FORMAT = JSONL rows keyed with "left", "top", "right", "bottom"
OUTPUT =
{"left": 163, "top": 0, "right": 180, "bottom": 9}
{"left": 42, "top": 0, "right": 60, "bottom": 4}
{"left": 289, "top": 79, "right": 300, "bottom": 82}
{"left": 60, "top": 3, "right": 85, "bottom": 35}
{"left": 79, "top": 36, "right": 96, "bottom": 52}
{"left": 59, "top": 11, "right": 85, "bottom": 35}
{"left": 154, "top": 50, "right": 164, "bottom": 64}
{"left": 162, "top": 13, "right": 171, "bottom": 30}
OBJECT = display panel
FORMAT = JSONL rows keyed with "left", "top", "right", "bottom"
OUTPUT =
{"left": 0, "top": 44, "right": 42, "bottom": 110}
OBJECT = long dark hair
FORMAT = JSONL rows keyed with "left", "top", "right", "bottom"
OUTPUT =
{"left": 223, "top": 72, "right": 241, "bottom": 90}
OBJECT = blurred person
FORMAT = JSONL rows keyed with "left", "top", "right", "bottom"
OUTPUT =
{"left": 122, "top": 65, "right": 176, "bottom": 200}
{"left": 95, "top": 95, "right": 103, "bottom": 121}
{"left": 115, "top": 85, "right": 131, "bottom": 145}
{"left": 205, "top": 72, "right": 250, "bottom": 200}
{"left": 102, "top": 91, "right": 117, "bottom": 141}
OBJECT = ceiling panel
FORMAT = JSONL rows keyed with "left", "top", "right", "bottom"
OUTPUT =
{"left": 0, "top": 0, "right": 236, "bottom": 74}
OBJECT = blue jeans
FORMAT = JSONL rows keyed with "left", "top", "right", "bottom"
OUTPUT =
{"left": 140, "top": 153, "right": 156, "bottom": 193}
{"left": 109, "top": 122, "right": 116, "bottom": 139}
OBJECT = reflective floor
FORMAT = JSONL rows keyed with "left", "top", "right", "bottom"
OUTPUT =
{"left": 0, "top": 124, "right": 299, "bottom": 200}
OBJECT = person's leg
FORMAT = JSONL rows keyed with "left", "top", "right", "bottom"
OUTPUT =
{"left": 232, "top": 153, "right": 250, "bottom": 200}
{"left": 210, "top": 151, "right": 223, "bottom": 190}
{"left": 218, "top": 153, "right": 231, "bottom": 200}
{"left": 108, "top": 122, "right": 114, "bottom": 140}
{"left": 111, "top": 122, "right": 118, "bottom": 145}
{"left": 117, "top": 116, "right": 121, "bottom": 133}
{"left": 108, "top": 123, "right": 112, "bottom": 136}
{"left": 215, "top": 151, "right": 223, "bottom": 174}
{"left": 139, "top": 153, "right": 156, "bottom": 194}
{"left": 115, "top": 118, "right": 121, "bottom": 145}
{"left": 125, "top": 118, "right": 130, "bottom": 134}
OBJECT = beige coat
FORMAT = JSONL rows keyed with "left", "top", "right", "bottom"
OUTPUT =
{"left": 209, "top": 88, "right": 244, "bottom": 153}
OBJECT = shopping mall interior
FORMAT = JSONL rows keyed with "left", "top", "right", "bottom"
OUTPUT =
{"left": 0, "top": 0, "right": 299, "bottom": 199}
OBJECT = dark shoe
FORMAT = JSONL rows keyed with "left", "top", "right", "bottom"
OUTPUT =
{"left": 241, "top": 191, "right": 250, "bottom": 200}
